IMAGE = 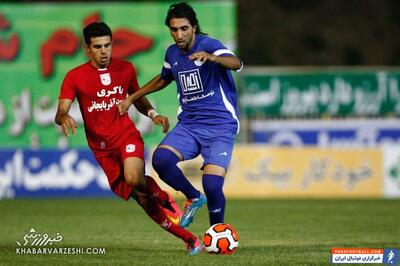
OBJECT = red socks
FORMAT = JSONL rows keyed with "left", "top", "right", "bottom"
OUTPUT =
{"left": 138, "top": 196, "right": 194, "bottom": 243}
{"left": 142, "top": 175, "right": 169, "bottom": 204}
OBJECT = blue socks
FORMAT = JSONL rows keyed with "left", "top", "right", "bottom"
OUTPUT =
{"left": 202, "top": 174, "right": 225, "bottom": 225}
{"left": 152, "top": 148, "right": 200, "bottom": 200}
{"left": 153, "top": 148, "right": 226, "bottom": 225}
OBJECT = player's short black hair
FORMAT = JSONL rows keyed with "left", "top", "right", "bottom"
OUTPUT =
{"left": 165, "top": 2, "right": 206, "bottom": 35}
{"left": 83, "top": 22, "right": 112, "bottom": 45}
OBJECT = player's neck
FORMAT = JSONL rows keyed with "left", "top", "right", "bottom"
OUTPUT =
{"left": 188, "top": 34, "right": 196, "bottom": 51}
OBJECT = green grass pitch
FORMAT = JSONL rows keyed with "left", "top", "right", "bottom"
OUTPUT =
{"left": 1, "top": 198, "right": 399, "bottom": 265}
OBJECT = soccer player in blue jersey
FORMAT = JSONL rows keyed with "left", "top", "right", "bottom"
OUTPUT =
{"left": 118, "top": 2, "right": 243, "bottom": 229}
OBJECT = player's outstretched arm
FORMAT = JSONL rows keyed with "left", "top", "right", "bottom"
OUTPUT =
{"left": 55, "top": 99, "right": 77, "bottom": 137}
{"left": 118, "top": 75, "right": 171, "bottom": 115}
{"left": 189, "top": 52, "right": 242, "bottom": 71}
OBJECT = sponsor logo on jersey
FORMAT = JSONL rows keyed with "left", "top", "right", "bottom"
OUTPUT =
{"left": 99, "top": 73, "right": 111, "bottom": 86}
{"left": 178, "top": 69, "right": 204, "bottom": 95}
{"left": 126, "top": 144, "right": 136, "bottom": 153}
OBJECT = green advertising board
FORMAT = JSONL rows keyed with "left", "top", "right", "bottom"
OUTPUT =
{"left": 0, "top": 2, "right": 236, "bottom": 148}
{"left": 239, "top": 67, "right": 400, "bottom": 118}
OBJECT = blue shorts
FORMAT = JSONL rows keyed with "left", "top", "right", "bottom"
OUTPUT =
{"left": 159, "top": 123, "right": 236, "bottom": 170}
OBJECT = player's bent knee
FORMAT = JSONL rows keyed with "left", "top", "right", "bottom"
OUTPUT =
{"left": 152, "top": 148, "right": 180, "bottom": 171}
{"left": 125, "top": 173, "right": 143, "bottom": 189}
{"left": 203, "top": 164, "right": 226, "bottom": 176}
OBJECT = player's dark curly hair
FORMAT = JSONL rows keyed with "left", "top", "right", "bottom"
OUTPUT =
{"left": 83, "top": 22, "right": 112, "bottom": 45}
{"left": 165, "top": 2, "right": 207, "bottom": 35}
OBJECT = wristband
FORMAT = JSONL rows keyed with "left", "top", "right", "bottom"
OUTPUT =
{"left": 147, "top": 109, "right": 159, "bottom": 119}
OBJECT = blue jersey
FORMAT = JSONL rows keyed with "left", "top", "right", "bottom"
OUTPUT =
{"left": 161, "top": 34, "right": 241, "bottom": 134}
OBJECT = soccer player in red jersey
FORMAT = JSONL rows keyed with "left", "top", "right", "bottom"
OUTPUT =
{"left": 54, "top": 22, "right": 203, "bottom": 255}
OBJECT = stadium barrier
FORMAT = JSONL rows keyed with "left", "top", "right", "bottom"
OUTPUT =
{"left": 249, "top": 119, "right": 400, "bottom": 147}
{"left": 156, "top": 146, "right": 386, "bottom": 198}
{"left": 1, "top": 145, "right": 399, "bottom": 199}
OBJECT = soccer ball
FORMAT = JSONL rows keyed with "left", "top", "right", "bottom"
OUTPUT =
{"left": 203, "top": 223, "right": 239, "bottom": 255}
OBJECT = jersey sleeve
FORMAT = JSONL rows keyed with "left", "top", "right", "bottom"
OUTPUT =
{"left": 160, "top": 50, "right": 174, "bottom": 81}
{"left": 206, "top": 37, "right": 243, "bottom": 72}
{"left": 206, "top": 38, "right": 236, "bottom": 57}
{"left": 59, "top": 71, "right": 76, "bottom": 100}
{"left": 128, "top": 62, "right": 140, "bottom": 95}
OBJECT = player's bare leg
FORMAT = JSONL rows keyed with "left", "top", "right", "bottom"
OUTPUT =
{"left": 123, "top": 157, "right": 177, "bottom": 212}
